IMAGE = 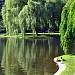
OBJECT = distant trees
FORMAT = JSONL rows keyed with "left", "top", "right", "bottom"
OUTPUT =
{"left": 60, "top": 0, "right": 75, "bottom": 54}
{"left": 2, "top": 0, "right": 66, "bottom": 36}
{"left": 2, "top": 0, "right": 27, "bottom": 35}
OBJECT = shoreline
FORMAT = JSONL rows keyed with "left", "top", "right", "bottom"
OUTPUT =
{"left": 0, "top": 33, "right": 60, "bottom": 39}
{"left": 54, "top": 58, "right": 66, "bottom": 75}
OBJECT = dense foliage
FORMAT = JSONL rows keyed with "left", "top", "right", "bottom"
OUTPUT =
{"left": 60, "top": 0, "right": 75, "bottom": 54}
{"left": 2, "top": 0, "right": 66, "bottom": 35}
{"left": 2, "top": 0, "right": 27, "bottom": 35}
{"left": 0, "top": 19, "right": 5, "bottom": 33}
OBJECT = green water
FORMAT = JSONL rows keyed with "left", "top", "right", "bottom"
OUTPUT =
{"left": 0, "top": 37, "right": 63, "bottom": 75}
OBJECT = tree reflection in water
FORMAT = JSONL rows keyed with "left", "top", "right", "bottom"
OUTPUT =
{"left": 1, "top": 37, "right": 63, "bottom": 75}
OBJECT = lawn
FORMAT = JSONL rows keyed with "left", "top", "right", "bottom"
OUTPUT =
{"left": 57, "top": 55, "right": 75, "bottom": 75}
{"left": 0, "top": 33, "right": 60, "bottom": 38}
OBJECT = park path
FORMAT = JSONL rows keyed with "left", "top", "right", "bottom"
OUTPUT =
{"left": 54, "top": 58, "right": 66, "bottom": 75}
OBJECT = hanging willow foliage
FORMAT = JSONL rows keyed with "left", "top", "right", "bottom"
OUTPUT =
{"left": 2, "top": 0, "right": 27, "bottom": 35}
{"left": 2, "top": 0, "right": 67, "bottom": 36}
{"left": 60, "top": 0, "right": 75, "bottom": 54}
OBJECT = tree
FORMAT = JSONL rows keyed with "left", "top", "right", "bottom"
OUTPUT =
{"left": 18, "top": 1, "right": 41, "bottom": 36}
{"left": 18, "top": 5, "right": 28, "bottom": 36}
{"left": 60, "top": 0, "right": 75, "bottom": 54}
{"left": 2, "top": 0, "right": 28, "bottom": 35}
{"left": 2, "top": 0, "right": 67, "bottom": 36}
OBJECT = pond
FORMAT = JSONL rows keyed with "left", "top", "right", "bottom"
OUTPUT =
{"left": 0, "top": 36, "right": 64, "bottom": 75}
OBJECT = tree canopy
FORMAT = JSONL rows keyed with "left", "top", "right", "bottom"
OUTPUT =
{"left": 60, "top": 0, "right": 75, "bottom": 54}
{"left": 2, "top": 0, "right": 67, "bottom": 36}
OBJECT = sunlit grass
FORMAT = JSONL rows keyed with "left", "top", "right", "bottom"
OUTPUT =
{"left": 0, "top": 33, "right": 60, "bottom": 38}
{"left": 57, "top": 55, "right": 75, "bottom": 75}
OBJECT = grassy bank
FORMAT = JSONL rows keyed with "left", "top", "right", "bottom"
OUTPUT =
{"left": 56, "top": 55, "right": 75, "bottom": 75}
{"left": 0, "top": 33, "right": 60, "bottom": 38}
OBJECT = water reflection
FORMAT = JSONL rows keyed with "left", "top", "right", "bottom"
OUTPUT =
{"left": 0, "top": 38, "right": 6, "bottom": 75}
{"left": 1, "top": 37, "right": 63, "bottom": 75}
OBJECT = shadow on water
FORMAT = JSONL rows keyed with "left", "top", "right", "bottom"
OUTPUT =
{"left": 0, "top": 36, "right": 64, "bottom": 75}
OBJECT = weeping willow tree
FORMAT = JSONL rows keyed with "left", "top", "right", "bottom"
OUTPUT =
{"left": 2, "top": 0, "right": 27, "bottom": 35}
{"left": 18, "top": 1, "right": 37, "bottom": 36}
{"left": 18, "top": 0, "right": 64, "bottom": 35}
{"left": 60, "top": 0, "right": 75, "bottom": 54}
{"left": 2, "top": 0, "right": 67, "bottom": 36}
